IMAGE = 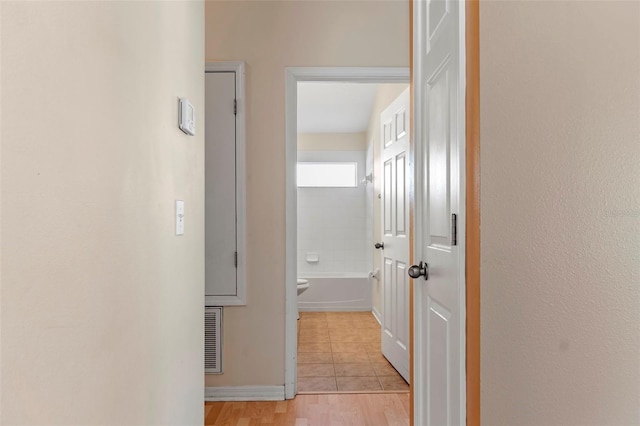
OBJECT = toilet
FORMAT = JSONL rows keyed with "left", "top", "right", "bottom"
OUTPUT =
{"left": 297, "top": 278, "right": 310, "bottom": 295}
{"left": 297, "top": 278, "right": 311, "bottom": 319}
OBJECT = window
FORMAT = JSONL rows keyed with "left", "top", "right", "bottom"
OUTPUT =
{"left": 297, "top": 162, "right": 358, "bottom": 188}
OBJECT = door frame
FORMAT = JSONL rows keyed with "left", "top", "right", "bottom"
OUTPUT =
{"left": 464, "top": 0, "right": 481, "bottom": 424}
{"left": 283, "top": 0, "right": 481, "bottom": 418}
{"left": 284, "top": 67, "right": 410, "bottom": 399}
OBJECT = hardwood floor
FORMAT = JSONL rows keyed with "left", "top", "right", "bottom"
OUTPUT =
{"left": 204, "top": 393, "right": 410, "bottom": 425}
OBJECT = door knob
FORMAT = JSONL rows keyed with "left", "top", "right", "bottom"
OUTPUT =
{"left": 408, "top": 261, "right": 429, "bottom": 280}
{"left": 374, "top": 242, "right": 385, "bottom": 250}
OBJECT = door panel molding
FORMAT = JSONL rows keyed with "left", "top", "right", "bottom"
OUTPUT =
{"left": 381, "top": 88, "right": 411, "bottom": 383}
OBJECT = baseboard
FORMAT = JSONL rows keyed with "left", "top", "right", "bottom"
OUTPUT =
{"left": 204, "top": 386, "right": 285, "bottom": 402}
{"left": 372, "top": 307, "right": 382, "bottom": 325}
{"left": 298, "top": 306, "right": 372, "bottom": 312}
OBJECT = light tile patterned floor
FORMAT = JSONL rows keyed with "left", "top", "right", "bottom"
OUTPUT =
{"left": 297, "top": 311, "right": 410, "bottom": 393}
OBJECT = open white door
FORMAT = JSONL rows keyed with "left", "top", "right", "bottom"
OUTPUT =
{"left": 413, "top": 0, "right": 466, "bottom": 425}
{"left": 380, "top": 88, "right": 411, "bottom": 382}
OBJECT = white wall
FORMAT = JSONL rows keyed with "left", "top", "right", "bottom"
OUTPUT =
{"left": 297, "top": 150, "right": 368, "bottom": 276}
{"left": 481, "top": 1, "right": 640, "bottom": 424}
{"left": 1, "top": 2, "right": 204, "bottom": 424}
{"left": 205, "top": 0, "right": 409, "bottom": 387}
{"left": 298, "top": 132, "right": 366, "bottom": 151}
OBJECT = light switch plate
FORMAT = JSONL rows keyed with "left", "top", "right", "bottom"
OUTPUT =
{"left": 178, "top": 98, "right": 195, "bottom": 136}
{"left": 176, "top": 200, "right": 185, "bottom": 235}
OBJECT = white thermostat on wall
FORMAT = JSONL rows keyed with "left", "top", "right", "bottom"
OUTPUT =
{"left": 178, "top": 97, "right": 196, "bottom": 136}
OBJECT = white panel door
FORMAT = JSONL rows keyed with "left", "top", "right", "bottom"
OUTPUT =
{"left": 205, "top": 72, "right": 237, "bottom": 297}
{"left": 380, "top": 88, "right": 411, "bottom": 382}
{"left": 413, "top": 0, "right": 466, "bottom": 425}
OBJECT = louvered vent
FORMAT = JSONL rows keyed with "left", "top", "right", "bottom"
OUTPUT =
{"left": 205, "top": 307, "right": 222, "bottom": 374}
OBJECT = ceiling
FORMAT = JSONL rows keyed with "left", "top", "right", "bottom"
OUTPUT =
{"left": 297, "top": 82, "right": 380, "bottom": 133}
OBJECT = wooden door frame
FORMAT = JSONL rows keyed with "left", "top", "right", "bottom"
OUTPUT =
{"left": 464, "top": 0, "right": 481, "bottom": 424}
{"left": 409, "top": 0, "right": 480, "bottom": 424}
{"left": 284, "top": 67, "right": 410, "bottom": 399}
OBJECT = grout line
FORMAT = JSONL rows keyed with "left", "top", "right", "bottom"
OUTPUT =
{"left": 297, "top": 311, "right": 407, "bottom": 394}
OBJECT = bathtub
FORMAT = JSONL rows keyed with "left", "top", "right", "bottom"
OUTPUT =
{"left": 297, "top": 274, "right": 372, "bottom": 312}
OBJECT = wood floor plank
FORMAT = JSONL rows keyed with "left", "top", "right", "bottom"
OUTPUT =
{"left": 204, "top": 402, "right": 225, "bottom": 424}
{"left": 274, "top": 401, "right": 288, "bottom": 414}
{"left": 204, "top": 393, "right": 409, "bottom": 425}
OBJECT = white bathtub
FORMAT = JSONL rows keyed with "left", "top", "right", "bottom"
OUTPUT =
{"left": 297, "top": 274, "right": 372, "bottom": 312}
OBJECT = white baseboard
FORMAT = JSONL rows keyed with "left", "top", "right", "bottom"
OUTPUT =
{"left": 204, "top": 386, "right": 285, "bottom": 402}
{"left": 298, "top": 306, "right": 371, "bottom": 312}
{"left": 372, "top": 307, "right": 382, "bottom": 325}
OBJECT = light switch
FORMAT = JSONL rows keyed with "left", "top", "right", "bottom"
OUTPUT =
{"left": 176, "top": 200, "right": 185, "bottom": 235}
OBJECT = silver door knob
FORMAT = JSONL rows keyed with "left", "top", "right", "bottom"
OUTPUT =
{"left": 374, "top": 242, "right": 385, "bottom": 250}
{"left": 408, "top": 261, "right": 429, "bottom": 280}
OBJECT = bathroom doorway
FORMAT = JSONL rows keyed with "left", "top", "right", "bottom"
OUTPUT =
{"left": 284, "top": 68, "right": 410, "bottom": 397}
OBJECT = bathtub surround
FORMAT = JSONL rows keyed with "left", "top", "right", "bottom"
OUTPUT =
{"left": 297, "top": 275, "right": 372, "bottom": 312}
{"left": 297, "top": 312, "right": 409, "bottom": 393}
{"left": 297, "top": 149, "right": 369, "bottom": 276}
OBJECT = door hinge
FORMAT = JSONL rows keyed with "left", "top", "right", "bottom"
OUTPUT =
{"left": 451, "top": 213, "right": 457, "bottom": 246}
{"left": 234, "top": 251, "right": 238, "bottom": 268}
{"left": 233, "top": 99, "right": 237, "bottom": 115}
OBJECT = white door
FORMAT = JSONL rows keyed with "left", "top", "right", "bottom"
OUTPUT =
{"left": 380, "top": 88, "right": 411, "bottom": 382}
{"left": 205, "top": 71, "right": 237, "bottom": 298}
{"left": 413, "top": 0, "right": 466, "bottom": 425}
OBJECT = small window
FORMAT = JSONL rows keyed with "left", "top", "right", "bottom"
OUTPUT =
{"left": 297, "top": 162, "right": 357, "bottom": 188}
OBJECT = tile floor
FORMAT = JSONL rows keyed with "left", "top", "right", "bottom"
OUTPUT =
{"left": 297, "top": 311, "right": 410, "bottom": 393}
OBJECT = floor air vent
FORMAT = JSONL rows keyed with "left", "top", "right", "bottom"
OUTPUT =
{"left": 205, "top": 307, "right": 222, "bottom": 374}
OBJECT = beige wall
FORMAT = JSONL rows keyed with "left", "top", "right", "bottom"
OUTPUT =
{"left": 365, "top": 84, "right": 409, "bottom": 314}
{"left": 205, "top": 1, "right": 409, "bottom": 386}
{"left": 481, "top": 1, "right": 640, "bottom": 424}
{"left": 298, "top": 132, "right": 366, "bottom": 151}
{"left": 1, "top": 2, "right": 205, "bottom": 424}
